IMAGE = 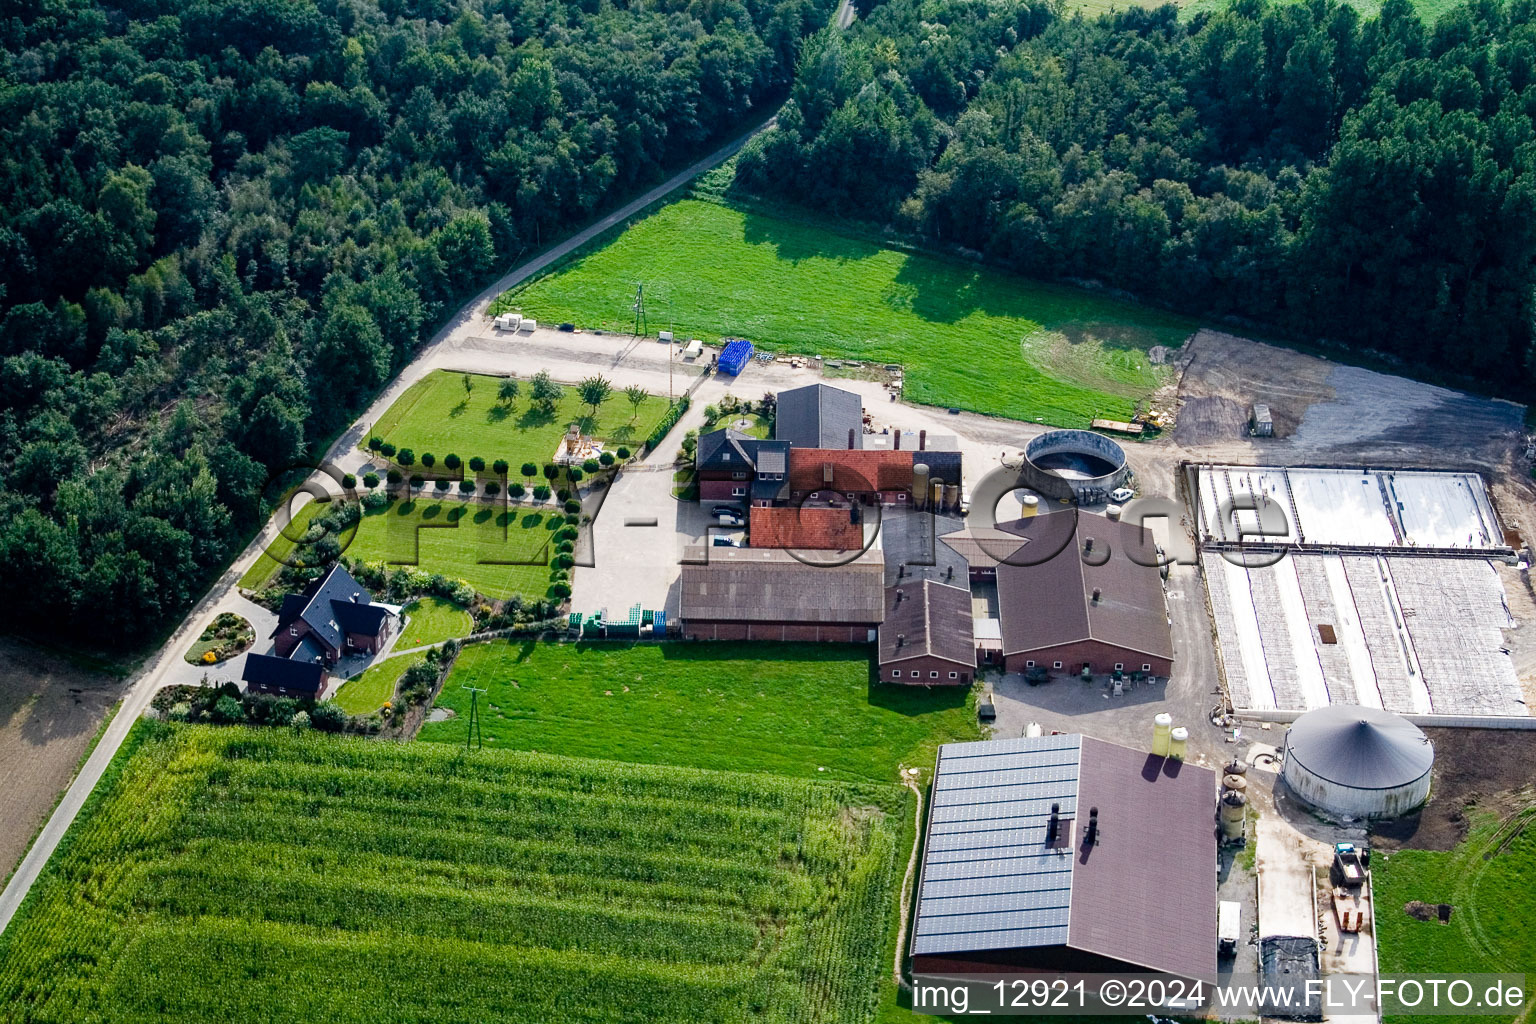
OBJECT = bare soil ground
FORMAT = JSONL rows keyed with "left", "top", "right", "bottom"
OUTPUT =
{"left": 1167, "top": 329, "right": 1526, "bottom": 472}
{"left": 1371, "top": 728, "right": 1536, "bottom": 852}
{"left": 0, "top": 638, "right": 124, "bottom": 882}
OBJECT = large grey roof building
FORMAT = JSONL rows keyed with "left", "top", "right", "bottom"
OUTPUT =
{"left": 911, "top": 734, "right": 1218, "bottom": 984}
{"left": 775, "top": 383, "right": 864, "bottom": 450}
{"left": 679, "top": 546, "right": 884, "bottom": 642}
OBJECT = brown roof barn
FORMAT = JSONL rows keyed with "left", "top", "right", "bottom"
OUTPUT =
{"left": 993, "top": 511, "right": 1173, "bottom": 676}
{"left": 680, "top": 547, "right": 884, "bottom": 642}
{"left": 910, "top": 734, "right": 1218, "bottom": 985}
{"left": 879, "top": 580, "right": 975, "bottom": 684}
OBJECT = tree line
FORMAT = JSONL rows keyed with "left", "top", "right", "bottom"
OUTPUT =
{"left": 0, "top": 0, "right": 831, "bottom": 644}
{"left": 736, "top": 0, "right": 1536, "bottom": 385}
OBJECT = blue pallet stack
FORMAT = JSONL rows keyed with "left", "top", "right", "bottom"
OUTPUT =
{"left": 717, "top": 339, "right": 754, "bottom": 375}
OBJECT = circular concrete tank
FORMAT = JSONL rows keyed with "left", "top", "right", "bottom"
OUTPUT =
{"left": 1282, "top": 706, "right": 1434, "bottom": 819}
{"left": 1019, "top": 430, "right": 1130, "bottom": 503}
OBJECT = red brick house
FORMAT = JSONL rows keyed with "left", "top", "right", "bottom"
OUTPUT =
{"left": 242, "top": 652, "right": 329, "bottom": 699}
{"left": 993, "top": 512, "right": 1173, "bottom": 677}
{"left": 695, "top": 428, "right": 790, "bottom": 507}
{"left": 270, "top": 563, "right": 397, "bottom": 667}
{"left": 879, "top": 580, "right": 975, "bottom": 685}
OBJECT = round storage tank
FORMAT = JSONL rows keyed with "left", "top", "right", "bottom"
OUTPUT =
{"left": 1018, "top": 430, "right": 1130, "bottom": 504}
{"left": 1282, "top": 706, "right": 1434, "bottom": 819}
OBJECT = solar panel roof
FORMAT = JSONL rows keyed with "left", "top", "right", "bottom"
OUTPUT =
{"left": 912, "top": 735, "right": 1081, "bottom": 955}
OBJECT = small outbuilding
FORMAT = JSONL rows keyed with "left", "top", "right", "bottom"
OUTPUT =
{"left": 1281, "top": 705, "right": 1434, "bottom": 819}
{"left": 1250, "top": 403, "right": 1274, "bottom": 437}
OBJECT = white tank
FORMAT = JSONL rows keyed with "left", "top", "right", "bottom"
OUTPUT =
{"left": 1022, "top": 494, "right": 1039, "bottom": 518}
{"left": 1169, "top": 726, "right": 1189, "bottom": 761}
{"left": 1282, "top": 706, "right": 1433, "bottom": 819}
{"left": 1025, "top": 722, "right": 1043, "bottom": 738}
{"left": 1153, "top": 712, "right": 1172, "bottom": 756}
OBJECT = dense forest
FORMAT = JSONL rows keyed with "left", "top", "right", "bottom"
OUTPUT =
{"left": 738, "top": 0, "right": 1536, "bottom": 384}
{"left": 0, "top": 0, "right": 829, "bottom": 644}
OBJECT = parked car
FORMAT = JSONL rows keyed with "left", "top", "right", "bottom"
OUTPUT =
{"left": 716, "top": 514, "right": 744, "bottom": 527}
{"left": 711, "top": 536, "right": 740, "bottom": 547}
{"left": 710, "top": 505, "right": 741, "bottom": 518}
{"left": 977, "top": 697, "right": 996, "bottom": 723}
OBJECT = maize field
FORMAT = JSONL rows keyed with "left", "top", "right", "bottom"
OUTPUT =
{"left": 0, "top": 722, "right": 903, "bottom": 1023}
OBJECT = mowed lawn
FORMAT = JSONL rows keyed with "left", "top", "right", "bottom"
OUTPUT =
{"left": 369, "top": 370, "right": 671, "bottom": 467}
{"left": 504, "top": 200, "right": 1195, "bottom": 426}
{"left": 1375, "top": 807, "right": 1536, "bottom": 1023}
{"left": 0, "top": 723, "right": 903, "bottom": 1024}
{"left": 397, "top": 596, "right": 474, "bottom": 648}
{"left": 331, "top": 654, "right": 420, "bottom": 715}
{"left": 244, "top": 498, "right": 556, "bottom": 601}
{"left": 419, "top": 640, "right": 979, "bottom": 782}
{"left": 346, "top": 500, "right": 555, "bottom": 600}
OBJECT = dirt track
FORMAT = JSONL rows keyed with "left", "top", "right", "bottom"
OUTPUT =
{"left": 0, "top": 640, "right": 122, "bottom": 882}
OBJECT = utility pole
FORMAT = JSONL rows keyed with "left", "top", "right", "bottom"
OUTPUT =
{"left": 462, "top": 684, "right": 487, "bottom": 751}
{"left": 631, "top": 282, "right": 646, "bottom": 339}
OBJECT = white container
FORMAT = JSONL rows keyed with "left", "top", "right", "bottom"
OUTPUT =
{"left": 659, "top": 330, "right": 673, "bottom": 343}
{"left": 518, "top": 318, "right": 536, "bottom": 333}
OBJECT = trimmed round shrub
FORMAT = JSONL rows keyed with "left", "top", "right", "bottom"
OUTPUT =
{"left": 309, "top": 701, "right": 346, "bottom": 733}
{"left": 342, "top": 473, "right": 357, "bottom": 489}
{"left": 380, "top": 441, "right": 397, "bottom": 457}
{"left": 509, "top": 482, "right": 525, "bottom": 498}
{"left": 387, "top": 469, "right": 403, "bottom": 485}
{"left": 556, "top": 525, "right": 578, "bottom": 542}
{"left": 548, "top": 581, "right": 572, "bottom": 599}
{"left": 421, "top": 452, "right": 436, "bottom": 468}
{"left": 469, "top": 456, "right": 486, "bottom": 472}
{"left": 494, "top": 459, "right": 510, "bottom": 476}
{"left": 484, "top": 481, "right": 500, "bottom": 496}
{"left": 368, "top": 437, "right": 383, "bottom": 451}
{"left": 444, "top": 453, "right": 461, "bottom": 470}
{"left": 563, "top": 498, "right": 581, "bottom": 514}
{"left": 567, "top": 468, "right": 584, "bottom": 483}
{"left": 599, "top": 452, "right": 615, "bottom": 467}
{"left": 434, "top": 477, "right": 450, "bottom": 491}
{"left": 411, "top": 475, "right": 424, "bottom": 489}
{"left": 554, "top": 553, "right": 575, "bottom": 569}
{"left": 363, "top": 472, "right": 380, "bottom": 489}
{"left": 555, "top": 539, "right": 574, "bottom": 554}
{"left": 616, "top": 447, "right": 630, "bottom": 459}
{"left": 533, "top": 484, "right": 551, "bottom": 500}
{"left": 397, "top": 447, "right": 414, "bottom": 465}
{"left": 458, "top": 480, "right": 476, "bottom": 494}
{"left": 582, "top": 458, "right": 600, "bottom": 473}
{"left": 564, "top": 513, "right": 580, "bottom": 525}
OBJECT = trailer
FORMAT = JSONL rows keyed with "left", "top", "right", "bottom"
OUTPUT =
{"left": 1218, "top": 900, "right": 1242, "bottom": 957}
{"left": 1330, "top": 843, "right": 1370, "bottom": 933}
{"left": 682, "top": 338, "right": 703, "bottom": 360}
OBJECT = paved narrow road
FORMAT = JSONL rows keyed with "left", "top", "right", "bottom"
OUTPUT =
{"left": 0, "top": 115, "right": 776, "bottom": 938}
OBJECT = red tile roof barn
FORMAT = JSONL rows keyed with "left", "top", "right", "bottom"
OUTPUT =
{"left": 749, "top": 505, "right": 863, "bottom": 551}
{"left": 788, "top": 448, "right": 914, "bottom": 494}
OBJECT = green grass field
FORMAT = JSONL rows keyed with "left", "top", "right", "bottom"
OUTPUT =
{"left": 397, "top": 596, "right": 475, "bottom": 648}
{"left": 1375, "top": 806, "right": 1536, "bottom": 1023}
{"left": 370, "top": 370, "right": 671, "bottom": 468}
{"left": 502, "top": 200, "right": 1194, "bottom": 426}
{"left": 331, "top": 654, "right": 420, "bottom": 714}
{"left": 0, "top": 722, "right": 902, "bottom": 1024}
{"left": 420, "top": 641, "right": 978, "bottom": 783}
{"left": 244, "top": 497, "right": 556, "bottom": 602}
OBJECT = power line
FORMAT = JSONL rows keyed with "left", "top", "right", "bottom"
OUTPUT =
{"left": 462, "top": 684, "right": 488, "bottom": 751}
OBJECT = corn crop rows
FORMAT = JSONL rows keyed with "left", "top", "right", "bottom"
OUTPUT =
{"left": 0, "top": 722, "right": 901, "bottom": 1023}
